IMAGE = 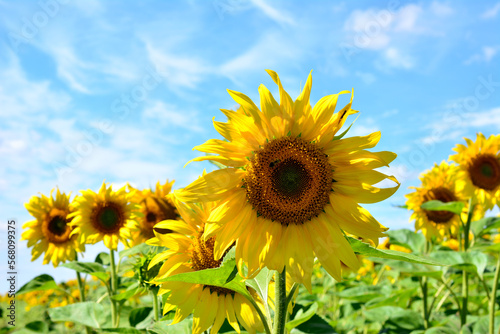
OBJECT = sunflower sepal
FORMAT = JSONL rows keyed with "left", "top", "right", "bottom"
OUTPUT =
{"left": 332, "top": 114, "right": 359, "bottom": 141}
{"left": 421, "top": 200, "right": 465, "bottom": 215}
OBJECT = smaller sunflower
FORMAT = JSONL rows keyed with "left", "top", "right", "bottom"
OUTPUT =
{"left": 22, "top": 189, "right": 84, "bottom": 267}
{"left": 69, "top": 182, "right": 140, "bottom": 250}
{"left": 126, "top": 180, "right": 179, "bottom": 247}
{"left": 406, "top": 162, "right": 481, "bottom": 241}
{"left": 450, "top": 133, "right": 500, "bottom": 210}
{"left": 148, "top": 200, "right": 265, "bottom": 334}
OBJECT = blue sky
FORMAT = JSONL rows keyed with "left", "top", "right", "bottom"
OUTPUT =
{"left": 1, "top": 0, "right": 499, "bottom": 291}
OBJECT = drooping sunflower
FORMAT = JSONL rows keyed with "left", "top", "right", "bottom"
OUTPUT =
{"left": 69, "top": 182, "right": 140, "bottom": 250}
{"left": 148, "top": 200, "right": 265, "bottom": 334}
{"left": 450, "top": 133, "right": 500, "bottom": 210}
{"left": 22, "top": 189, "right": 84, "bottom": 267}
{"left": 405, "top": 161, "right": 481, "bottom": 241}
{"left": 175, "top": 70, "right": 399, "bottom": 287}
{"left": 126, "top": 180, "right": 179, "bottom": 247}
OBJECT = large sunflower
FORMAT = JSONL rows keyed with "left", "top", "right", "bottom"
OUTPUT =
{"left": 126, "top": 180, "right": 179, "bottom": 247}
{"left": 69, "top": 182, "right": 140, "bottom": 250}
{"left": 22, "top": 189, "right": 84, "bottom": 267}
{"left": 148, "top": 200, "right": 264, "bottom": 334}
{"left": 405, "top": 161, "right": 481, "bottom": 241}
{"left": 175, "top": 70, "right": 399, "bottom": 287}
{"left": 450, "top": 133, "right": 500, "bottom": 210}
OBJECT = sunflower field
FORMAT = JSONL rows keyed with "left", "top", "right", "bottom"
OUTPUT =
{"left": 2, "top": 70, "right": 500, "bottom": 334}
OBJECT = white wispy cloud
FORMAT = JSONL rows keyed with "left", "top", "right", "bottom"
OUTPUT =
{"left": 249, "top": 0, "right": 295, "bottom": 26}
{"left": 142, "top": 100, "right": 205, "bottom": 133}
{"left": 0, "top": 51, "right": 71, "bottom": 117}
{"left": 481, "top": 2, "right": 500, "bottom": 19}
{"left": 464, "top": 46, "right": 499, "bottom": 65}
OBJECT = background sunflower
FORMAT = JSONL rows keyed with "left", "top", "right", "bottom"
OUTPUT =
{"left": 148, "top": 200, "right": 265, "bottom": 334}
{"left": 22, "top": 189, "right": 84, "bottom": 267}
{"left": 69, "top": 182, "right": 141, "bottom": 250}
{"left": 450, "top": 133, "right": 500, "bottom": 210}
{"left": 405, "top": 161, "right": 482, "bottom": 241}
{"left": 126, "top": 180, "right": 179, "bottom": 247}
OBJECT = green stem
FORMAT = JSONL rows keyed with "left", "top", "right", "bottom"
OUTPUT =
{"left": 245, "top": 294, "right": 272, "bottom": 334}
{"left": 286, "top": 283, "right": 298, "bottom": 309}
{"left": 440, "top": 277, "right": 462, "bottom": 314}
{"left": 273, "top": 267, "right": 287, "bottom": 334}
{"left": 110, "top": 249, "right": 118, "bottom": 328}
{"left": 76, "top": 269, "right": 91, "bottom": 334}
{"left": 150, "top": 289, "right": 160, "bottom": 322}
{"left": 461, "top": 198, "right": 474, "bottom": 328}
{"left": 420, "top": 277, "right": 429, "bottom": 329}
{"left": 489, "top": 254, "right": 500, "bottom": 334}
{"left": 428, "top": 280, "right": 447, "bottom": 320}
{"left": 374, "top": 265, "right": 386, "bottom": 285}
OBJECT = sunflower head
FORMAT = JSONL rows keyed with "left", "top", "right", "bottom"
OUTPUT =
{"left": 176, "top": 70, "right": 399, "bottom": 287}
{"left": 450, "top": 133, "right": 500, "bottom": 210}
{"left": 126, "top": 180, "right": 179, "bottom": 247}
{"left": 148, "top": 200, "right": 264, "bottom": 334}
{"left": 405, "top": 161, "right": 479, "bottom": 241}
{"left": 22, "top": 189, "right": 84, "bottom": 267}
{"left": 69, "top": 182, "right": 141, "bottom": 250}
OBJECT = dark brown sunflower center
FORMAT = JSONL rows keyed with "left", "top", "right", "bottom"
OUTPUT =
{"left": 191, "top": 234, "right": 234, "bottom": 295}
{"left": 468, "top": 154, "right": 500, "bottom": 191}
{"left": 423, "top": 187, "right": 457, "bottom": 224}
{"left": 146, "top": 212, "right": 157, "bottom": 223}
{"left": 91, "top": 202, "right": 125, "bottom": 234}
{"left": 42, "top": 210, "right": 72, "bottom": 244}
{"left": 245, "top": 136, "right": 333, "bottom": 226}
{"left": 144, "top": 197, "right": 178, "bottom": 237}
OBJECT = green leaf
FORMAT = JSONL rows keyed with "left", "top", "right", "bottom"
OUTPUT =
{"left": 386, "top": 229, "right": 426, "bottom": 253}
{"left": 95, "top": 252, "right": 111, "bottom": 265}
{"left": 347, "top": 237, "right": 445, "bottom": 266}
{"left": 380, "top": 260, "right": 443, "bottom": 278}
{"left": 245, "top": 267, "right": 273, "bottom": 307}
{"left": 17, "top": 274, "right": 62, "bottom": 295}
{"left": 472, "top": 315, "right": 500, "bottom": 334}
{"left": 25, "top": 321, "right": 48, "bottom": 333}
{"left": 100, "top": 329, "right": 145, "bottom": 334}
{"left": 129, "top": 307, "right": 152, "bottom": 327}
{"left": 423, "top": 327, "right": 459, "bottom": 334}
{"left": 429, "top": 251, "right": 488, "bottom": 278}
{"left": 336, "top": 285, "right": 391, "bottom": 302}
{"left": 149, "top": 317, "right": 193, "bottom": 334}
{"left": 290, "top": 303, "right": 337, "bottom": 334}
{"left": 48, "top": 302, "right": 106, "bottom": 328}
{"left": 61, "top": 261, "right": 110, "bottom": 282}
{"left": 420, "top": 200, "right": 464, "bottom": 215}
{"left": 470, "top": 217, "right": 500, "bottom": 237}
{"left": 119, "top": 243, "right": 152, "bottom": 260}
{"left": 113, "top": 282, "right": 145, "bottom": 301}
{"left": 286, "top": 303, "right": 319, "bottom": 331}
{"left": 155, "top": 257, "right": 251, "bottom": 300}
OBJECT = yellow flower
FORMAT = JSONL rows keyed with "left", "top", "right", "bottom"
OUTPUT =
{"left": 406, "top": 161, "right": 480, "bottom": 241}
{"left": 355, "top": 258, "right": 376, "bottom": 281}
{"left": 126, "top": 180, "right": 179, "bottom": 247}
{"left": 22, "top": 189, "right": 84, "bottom": 267}
{"left": 450, "top": 133, "right": 500, "bottom": 210}
{"left": 176, "top": 70, "right": 399, "bottom": 287}
{"left": 378, "top": 237, "right": 411, "bottom": 253}
{"left": 148, "top": 200, "right": 265, "bottom": 334}
{"left": 69, "top": 182, "right": 140, "bottom": 250}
